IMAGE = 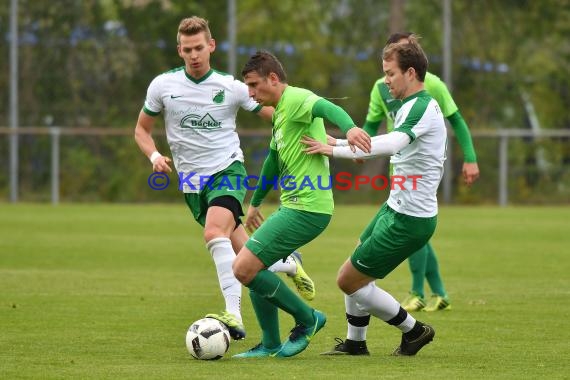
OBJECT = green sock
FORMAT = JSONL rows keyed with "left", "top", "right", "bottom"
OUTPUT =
{"left": 425, "top": 243, "right": 448, "bottom": 299}
{"left": 408, "top": 244, "right": 428, "bottom": 299}
{"left": 248, "top": 269, "right": 313, "bottom": 326}
{"left": 249, "top": 289, "right": 281, "bottom": 349}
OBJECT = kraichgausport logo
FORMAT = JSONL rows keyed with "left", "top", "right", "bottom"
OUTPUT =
{"left": 147, "top": 172, "right": 423, "bottom": 192}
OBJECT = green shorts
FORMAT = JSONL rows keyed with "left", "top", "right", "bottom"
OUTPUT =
{"left": 351, "top": 203, "right": 437, "bottom": 279}
{"left": 245, "top": 206, "right": 332, "bottom": 267}
{"left": 183, "top": 161, "right": 247, "bottom": 226}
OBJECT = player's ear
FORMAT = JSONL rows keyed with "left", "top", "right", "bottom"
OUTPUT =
{"left": 269, "top": 72, "right": 280, "bottom": 85}
{"left": 209, "top": 38, "right": 216, "bottom": 53}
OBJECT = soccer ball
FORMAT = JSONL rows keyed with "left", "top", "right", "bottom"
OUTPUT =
{"left": 185, "top": 318, "right": 230, "bottom": 360}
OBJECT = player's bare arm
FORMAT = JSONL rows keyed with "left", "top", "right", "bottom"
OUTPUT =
{"left": 256, "top": 106, "right": 275, "bottom": 122}
{"left": 134, "top": 110, "right": 172, "bottom": 173}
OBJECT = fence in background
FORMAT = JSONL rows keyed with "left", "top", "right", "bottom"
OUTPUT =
{"left": 1, "top": 127, "right": 569, "bottom": 206}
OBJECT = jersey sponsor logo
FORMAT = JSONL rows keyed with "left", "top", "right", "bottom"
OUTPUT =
{"left": 212, "top": 89, "right": 225, "bottom": 104}
{"left": 180, "top": 113, "right": 222, "bottom": 130}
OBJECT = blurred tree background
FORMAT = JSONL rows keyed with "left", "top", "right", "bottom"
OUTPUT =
{"left": 0, "top": 0, "right": 569, "bottom": 203}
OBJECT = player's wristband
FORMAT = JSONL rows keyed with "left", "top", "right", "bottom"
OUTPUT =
{"left": 335, "top": 138, "right": 349, "bottom": 147}
{"left": 149, "top": 151, "right": 162, "bottom": 164}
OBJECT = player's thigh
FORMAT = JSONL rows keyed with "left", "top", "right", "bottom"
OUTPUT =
{"left": 184, "top": 193, "right": 208, "bottom": 226}
{"left": 245, "top": 207, "right": 331, "bottom": 267}
{"left": 352, "top": 207, "right": 436, "bottom": 279}
{"left": 188, "top": 161, "right": 247, "bottom": 227}
{"left": 359, "top": 203, "right": 389, "bottom": 243}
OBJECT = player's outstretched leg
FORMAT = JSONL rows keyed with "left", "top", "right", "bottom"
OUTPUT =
{"left": 205, "top": 311, "right": 246, "bottom": 340}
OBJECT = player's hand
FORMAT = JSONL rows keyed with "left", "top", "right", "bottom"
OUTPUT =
{"left": 346, "top": 127, "right": 371, "bottom": 153}
{"left": 301, "top": 136, "right": 333, "bottom": 156}
{"left": 244, "top": 205, "right": 264, "bottom": 233}
{"left": 462, "top": 162, "right": 480, "bottom": 186}
{"left": 326, "top": 134, "right": 337, "bottom": 146}
{"left": 152, "top": 156, "right": 172, "bottom": 173}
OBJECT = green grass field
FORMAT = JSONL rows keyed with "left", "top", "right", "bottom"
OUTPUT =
{"left": 1, "top": 204, "right": 569, "bottom": 379}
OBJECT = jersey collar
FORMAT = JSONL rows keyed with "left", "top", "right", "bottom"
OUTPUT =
{"left": 185, "top": 69, "right": 214, "bottom": 84}
{"left": 402, "top": 90, "right": 428, "bottom": 104}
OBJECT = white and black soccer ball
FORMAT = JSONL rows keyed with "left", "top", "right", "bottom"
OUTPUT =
{"left": 185, "top": 318, "right": 230, "bottom": 360}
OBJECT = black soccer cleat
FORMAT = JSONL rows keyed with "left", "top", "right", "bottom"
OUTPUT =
{"left": 320, "top": 337, "right": 370, "bottom": 356}
{"left": 392, "top": 322, "right": 435, "bottom": 356}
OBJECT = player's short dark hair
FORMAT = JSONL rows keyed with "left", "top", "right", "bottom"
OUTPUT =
{"left": 383, "top": 39, "right": 428, "bottom": 82}
{"left": 241, "top": 51, "right": 287, "bottom": 83}
{"left": 385, "top": 32, "right": 414, "bottom": 45}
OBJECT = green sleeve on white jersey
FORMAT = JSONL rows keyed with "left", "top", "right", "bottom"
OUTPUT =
{"left": 394, "top": 96, "right": 433, "bottom": 142}
{"left": 424, "top": 72, "right": 458, "bottom": 118}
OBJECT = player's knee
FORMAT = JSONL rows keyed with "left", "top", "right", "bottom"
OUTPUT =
{"left": 232, "top": 256, "right": 250, "bottom": 285}
{"left": 336, "top": 271, "right": 353, "bottom": 294}
{"left": 203, "top": 226, "right": 226, "bottom": 242}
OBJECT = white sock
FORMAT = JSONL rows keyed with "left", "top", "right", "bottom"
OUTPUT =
{"left": 345, "top": 293, "right": 370, "bottom": 341}
{"left": 349, "top": 282, "right": 416, "bottom": 332}
{"left": 267, "top": 253, "right": 297, "bottom": 276}
{"left": 206, "top": 237, "right": 242, "bottom": 321}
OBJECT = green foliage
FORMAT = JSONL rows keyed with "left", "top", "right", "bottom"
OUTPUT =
{"left": 1, "top": 0, "right": 568, "bottom": 128}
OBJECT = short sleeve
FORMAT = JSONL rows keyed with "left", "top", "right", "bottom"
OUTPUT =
{"left": 143, "top": 76, "right": 164, "bottom": 116}
{"left": 233, "top": 79, "right": 262, "bottom": 113}
{"left": 393, "top": 98, "right": 434, "bottom": 142}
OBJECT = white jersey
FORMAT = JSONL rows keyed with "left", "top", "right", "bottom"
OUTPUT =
{"left": 387, "top": 91, "right": 446, "bottom": 217}
{"left": 143, "top": 68, "right": 261, "bottom": 192}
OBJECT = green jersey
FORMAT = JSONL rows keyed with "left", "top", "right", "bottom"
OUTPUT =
{"left": 366, "top": 72, "right": 458, "bottom": 131}
{"left": 270, "top": 86, "right": 334, "bottom": 214}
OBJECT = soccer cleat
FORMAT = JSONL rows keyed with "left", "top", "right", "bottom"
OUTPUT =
{"left": 288, "top": 251, "right": 316, "bottom": 301}
{"left": 273, "top": 309, "right": 326, "bottom": 357}
{"left": 204, "top": 311, "right": 246, "bottom": 340}
{"left": 423, "top": 295, "right": 452, "bottom": 312}
{"left": 392, "top": 322, "right": 435, "bottom": 356}
{"left": 233, "top": 343, "right": 281, "bottom": 358}
{"left": 401, "top": 292, "right": 426, "bottom": 312}
{"left": 320, "top": 337, "right": 370, "bottom": 356}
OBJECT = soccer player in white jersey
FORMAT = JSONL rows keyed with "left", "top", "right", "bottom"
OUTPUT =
{"left": 134, "top": 16, "right": 314, "bottom": 340}
{"left": 302, "top": 37, "right": 445, "bottom": 356}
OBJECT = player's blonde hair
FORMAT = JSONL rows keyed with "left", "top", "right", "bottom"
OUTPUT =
{"left": 177, "top": 16, "right": 212, "bottom": 44}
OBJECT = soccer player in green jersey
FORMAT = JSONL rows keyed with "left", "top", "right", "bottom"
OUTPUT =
{"left": 304, "top": 37, "right": 444, "bottom": 357}
{"left": 134, "top": 17, "right": 317, "bottom": 341}
{"left": 232, "top": 51, "right": 371, "bottom": 358}
{"left": 330, "top": 32, "right": 480, "bottom": 313}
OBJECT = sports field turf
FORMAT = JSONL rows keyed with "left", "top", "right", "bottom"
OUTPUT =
{"left": 1, "top": 204, "right": 568, "bottom": 379}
